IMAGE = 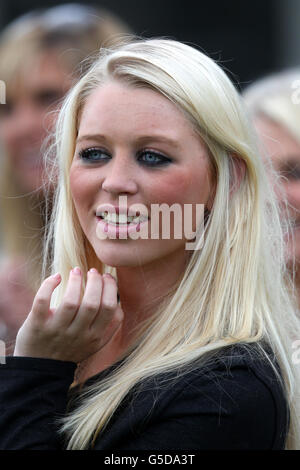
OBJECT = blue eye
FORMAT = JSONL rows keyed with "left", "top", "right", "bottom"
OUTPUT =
{"left": 137, "top": 151, "right": 171, "bottom": 166}
{"left": 78, "top": 147, "right": 111, "bottom": 162}
{"left": 77, "top": 147, "right": 172, "bottom": 167}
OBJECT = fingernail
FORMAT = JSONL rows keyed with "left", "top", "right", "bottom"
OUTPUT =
{"left": 52, "top": 273, "right": 61, "bottom": 281}
{"left": 72, "top": 267, "right": 81, "bottom": 275}
{"left": 89, "top": 268, "right": 98, "bottom": 274}
{"left": 103, "top": 273, "right": 114, "bottom": 280}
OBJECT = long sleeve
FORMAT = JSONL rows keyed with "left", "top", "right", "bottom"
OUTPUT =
{"left": 0, "top": 356, "right": 76, "bottom": 450}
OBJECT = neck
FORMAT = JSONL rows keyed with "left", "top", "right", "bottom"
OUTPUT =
{"left": 116, "top": 249, "right": 189, "bottom": 348}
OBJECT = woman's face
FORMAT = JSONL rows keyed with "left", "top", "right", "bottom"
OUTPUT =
{"left": 0, "top": 50, "right": 73, "bottom": 193}
{"left": 255, "top": 115, "right": 300, "bottom": 262}
{"left": 70, "top": 81, "right": 215, "bottom": 268}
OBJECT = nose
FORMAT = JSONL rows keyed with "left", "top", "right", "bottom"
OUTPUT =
{"left": 101, "top": 154, "right": 138, "bottom": 196}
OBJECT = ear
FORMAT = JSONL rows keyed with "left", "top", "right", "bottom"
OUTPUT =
{"left": 229, "top": 154, "right": 246, "bottom": 197}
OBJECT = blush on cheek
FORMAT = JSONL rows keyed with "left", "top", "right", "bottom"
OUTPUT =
{"left": 148, "top": 172, "right": 192, "bottom": 204}
{"left": 149, "top": 170, "right": 211, "bottom": 207}
{"left": 69, "top": 166, "right": 91, "bottom": 206}
{"left": 70, "top": 166, "right": 105, "bottom": 232}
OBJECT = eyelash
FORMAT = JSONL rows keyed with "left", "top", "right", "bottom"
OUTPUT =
{"left": 77, "top": 147, "right": 172, "bottom": 167}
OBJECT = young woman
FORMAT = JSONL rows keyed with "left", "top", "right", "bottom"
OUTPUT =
{"left": 0, "top": 38, "right": 299, "bottom": 450}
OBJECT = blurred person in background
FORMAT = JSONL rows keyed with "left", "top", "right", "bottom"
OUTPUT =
{"left": 243, "top": 70, "right": 300, "bottom": 309}
{"left": 0, "top": 3, "right": 130, "bottom": 350}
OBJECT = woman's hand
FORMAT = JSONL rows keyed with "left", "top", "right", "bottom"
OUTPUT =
{"left": 13, "top": 268, "right": 123, "bottom": 363}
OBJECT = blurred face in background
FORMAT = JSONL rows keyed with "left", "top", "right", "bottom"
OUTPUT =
{"left": 255, "top": 115, "right": 300, "bottom": 264}
{"left": 0, "top": 49, "right": 73, "bottom": 194}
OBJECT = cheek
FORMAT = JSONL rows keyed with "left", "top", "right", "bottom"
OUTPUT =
{"left": 0, "top": 120, "right": 16, "bottom": 148}
{"left": 146, "top": 167, "right": 211, "bottom": 205}
{"left": 41, "top": 110, "right": 57, "bottom": 132}
{"left": 148, "top": 175, "right": 187, "bottom": 204}
{"left": 69, "top": 166, "right": 96, "bottom": 215}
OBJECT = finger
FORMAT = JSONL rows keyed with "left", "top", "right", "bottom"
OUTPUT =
{"left": 96, "top": 305, "right": 124, "bottom": 350}
{"left": 31, "top": 273, "right": 61, "bottom": 322}
{"left": 54, "top": 268, "right": 82, "bottom": 327}
{"left": 69, "top": 268, "right": 103, "bottom": 330}
{"left": 91, "top": 274, "right": 120, "bottom": 331}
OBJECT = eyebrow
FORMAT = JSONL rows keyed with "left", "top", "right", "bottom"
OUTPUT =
{"left": 76, "top": 133, "right": 181, "bottom": 148}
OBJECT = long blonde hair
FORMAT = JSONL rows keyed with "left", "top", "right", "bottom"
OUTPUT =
{"left": 44, "top": 38, "right": 300, "bottom": 449}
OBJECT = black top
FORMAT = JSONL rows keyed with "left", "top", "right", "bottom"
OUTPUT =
{"left": 0, "top": 343, "right": 289, "bottom": 450}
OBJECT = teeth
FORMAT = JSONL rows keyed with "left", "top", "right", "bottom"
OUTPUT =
{"left": 99, "top": 212, "right": 147, "bottom": 225}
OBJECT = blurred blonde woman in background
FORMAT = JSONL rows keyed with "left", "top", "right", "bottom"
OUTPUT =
{"left": 0, "top": 3, "right": 130, "bottom": 348}
{"left": 0, "top": 38, "right": 299, "bottom": 450}
{"left": 243, "top": 70, "right": 300, "bottom": 308}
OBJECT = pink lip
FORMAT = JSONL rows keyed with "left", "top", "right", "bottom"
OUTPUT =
{"left": 96, "top": 216, "right": 148, "bottom": 239}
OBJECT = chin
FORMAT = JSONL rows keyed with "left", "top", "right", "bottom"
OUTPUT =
{"left": 93, "top": 239, "right": 181, "bottom": 269}
{"left": 94, "top": 241, "right": 150, "bottom": 268}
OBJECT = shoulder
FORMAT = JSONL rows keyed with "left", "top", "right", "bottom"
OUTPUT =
{"left": 140, "top": 342, "right": 284, "bottom": 396}
{"left": 159, "top": 342, "right": 287, "bottom": 417}
{"left": 131, "top": 342, "right": 288, "bottom": 448}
